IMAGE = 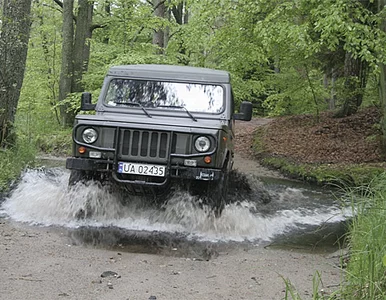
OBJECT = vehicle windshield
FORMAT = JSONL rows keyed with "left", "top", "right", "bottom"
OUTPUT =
{"left": 104, "top": 78, "right": 224, "bottom": 113}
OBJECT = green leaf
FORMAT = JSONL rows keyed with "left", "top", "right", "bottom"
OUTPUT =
{"left": 382, "top": 254, "right": 386, "bottom": 267}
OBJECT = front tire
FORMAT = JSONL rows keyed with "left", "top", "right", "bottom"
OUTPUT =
{"left": 68, "top": 170, "right": 87, "bottom": 186}
{"left": 68, "top": 170, "right": 102, "bottom": 186}
{"left": 207, "top": 171, "right": 229, "bottom": 217}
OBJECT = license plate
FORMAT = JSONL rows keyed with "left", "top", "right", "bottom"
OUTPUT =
{"left": 118, "top": 162, "right": 166, "bottom": 177}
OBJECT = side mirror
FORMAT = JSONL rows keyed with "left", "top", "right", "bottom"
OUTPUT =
{"left": 234, "top": 101, "right": 253, "bottom": 121}
{"left": 80, "top": 92, "right": 96, "bottom": 111}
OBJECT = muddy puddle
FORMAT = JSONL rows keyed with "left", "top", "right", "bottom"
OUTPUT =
{"left": 0, "top": 164, "right": 350, "bottom": 257}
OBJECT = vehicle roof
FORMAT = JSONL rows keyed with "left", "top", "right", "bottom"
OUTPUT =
{"left": 107, "top": 64, "right": 231, "bottom": 83}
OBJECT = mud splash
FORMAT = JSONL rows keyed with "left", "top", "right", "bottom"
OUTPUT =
{"left": 0, "top": 168, "right": 348, "bottom": 244}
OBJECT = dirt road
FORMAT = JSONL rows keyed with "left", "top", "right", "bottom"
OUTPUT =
{"left": 0, "top": 217, "right": 342, "bottom": 300}
{"left": 0, "top": 119, "right": 343, "bottom": 300}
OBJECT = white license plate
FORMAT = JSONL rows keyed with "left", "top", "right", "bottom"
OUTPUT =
{"left": 118, "top": 162, "right": 166, "bottom": 177}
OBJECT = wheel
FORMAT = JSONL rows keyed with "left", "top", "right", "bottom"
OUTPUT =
{"left": 207, "top": 170, "right": 229, "bottom": 217}
{"left": 68, "top": 170, "right": 87, "bottom": 186}
{"left": 68, "top": 170, "right": 108, "bottom": 187}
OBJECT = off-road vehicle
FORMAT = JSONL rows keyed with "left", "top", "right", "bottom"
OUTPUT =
{"left": 66, "top": 64, "right": 252, "bottom": 214}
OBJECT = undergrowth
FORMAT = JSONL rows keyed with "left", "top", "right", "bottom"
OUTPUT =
{"left": 0, "top": 110, "right": 71, "bottom": 193}
{"left": 341, "top": 173, "right": 386, "bottom": 299}
{"left": 283, "top": 271, "right": 341, "bottom": 299}
{"left": 282, "top": 172, "right": 386, "bottom": 299}
{"left": 0, "top": 138, "right": 36, "bottom": 193}
{"left": 35, "top": 128, "right": 72, "bottom": 156}
{"left": 260, "top": 156, "right": 384, "bottom": 187}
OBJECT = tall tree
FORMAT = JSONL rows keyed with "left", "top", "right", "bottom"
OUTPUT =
{"left": 334, "top": 0, "right": 374, "bottom": 117}
{"left": 57, "top": 0, "right": 95, "bottom": 126}
{"left": 58, "top": 0, "right": 74, "bottom": 126}
{"left": 72, "top": 0, "right": 94, "bottom": 93}
{"left": 335, "top": 54, "right": 369, "bottom": 117}
{"left": 229, "top": 0, "right": 385, "bottom": 117}
{"left": 152, "top": 0, "right": 165, "bottom": 53}
{"left": 0, "top": 0, "right": 33, "bottom": 147}
{"left": 378, "top": 0, "right": 386, "bottom": 152}
{"left": 171, "top": 1, "right": 189, "bottom": 64}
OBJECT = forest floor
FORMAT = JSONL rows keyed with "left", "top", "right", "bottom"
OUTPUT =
{"left": 235, "top": 106, "right": 382, "bottom": 164}
{"left": 235, "top": 106, "right": 385, "bottom": 184}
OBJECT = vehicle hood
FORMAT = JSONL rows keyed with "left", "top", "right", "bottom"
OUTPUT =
{"left": 75, "top": 113, "right": 229, "bottom": 133}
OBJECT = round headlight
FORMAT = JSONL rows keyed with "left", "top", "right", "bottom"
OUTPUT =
{"left": 195, "top": 136, "right": 211, "bottom": 152}
{"left": 82, "top": 128, "right": 98, "bottom": 144}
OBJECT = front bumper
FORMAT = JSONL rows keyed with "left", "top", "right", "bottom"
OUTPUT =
{"left": 66, "top": 157, "right": 111, "bottom": 172}
{"left": 66, "top": 157, "right": 222, "bottom": 183}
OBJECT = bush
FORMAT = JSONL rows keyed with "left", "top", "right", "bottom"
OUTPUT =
{"left": 0, "top": 138, "right": 36, "bottom": 193}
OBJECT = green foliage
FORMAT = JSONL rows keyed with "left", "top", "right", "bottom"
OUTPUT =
{"left": 34, "top": 128, "right": 72, "bottom": 156}
{"left": 7, "top": 0, "right": 386, "bottom": 176}
{"left": 262, "top": 67, "right": 329, "bottom": 116}
{"left": 0, "top": 137, "right": 36, "bottom": 192}
{"left": 260, "top": 156, "right": 384, "bottom": 187}
{"left": 311, "top": 0, "right": 386, "bottom": 68}
{"left": 282, "top": 275, "right": 302, "bottom": 300}
{"left": 282, "top": 271, "right": 339, "bottom": 299}
{"left": 362, "top": 74, "right": 381, "bottom": 107}
{"left": 20, "top": 0, "right": 386, "bottom": 121}
{"left": 342, "top": 173, "right": 386, "bottom": 299}
{"left": 14, "top": 0, "right": 386, "bottom": 128}
{"left": 13, "top": 0, "right": 386, "bottom": 154}
{"left": 8, "top": 0, "right": 386, "bottom": 160}
{"left": 17, "top": 7, "right": 72, "bottom": 156}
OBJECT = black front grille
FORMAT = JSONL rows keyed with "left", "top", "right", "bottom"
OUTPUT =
{"left": 121, "top": 129, "right": 170, "bottom": 160}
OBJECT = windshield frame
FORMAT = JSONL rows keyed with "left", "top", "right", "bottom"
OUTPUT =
{"left": 102, "top": 77, "right": 226, "bottom": 115}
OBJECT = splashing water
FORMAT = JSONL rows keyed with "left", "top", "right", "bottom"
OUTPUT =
{"left": 0, "top": 168, "right": 348, "bottom": 243}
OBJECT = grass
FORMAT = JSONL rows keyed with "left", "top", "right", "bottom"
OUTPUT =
{"left": 0, "top": 137, "right": 36, "bottom": 193}
{"left": 0, "top": 110, "right": 72, "bottom": 194}
{"left": 282, "top": 271, "right": 342, "bottom": 300}
{"left": 35, "top": 128, "right": 72, "bottom": 156}
{"left": 340, "top": 174, "right": 386, "bottom": 299}
{"left": 280, "top": 172, "right": 386, "bottom": 299}
{"left": 260, "top": 156, "right": 385, "bottom": 187}
{"left": 16, "top": 110, "right": 73, "bottom": 157}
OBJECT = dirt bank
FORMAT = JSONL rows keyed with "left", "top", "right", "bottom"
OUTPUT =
{"left": 260, "top": 107, "right": 382, "bottom": 164}
{"left": 0, "top": 119, "right": 343, "bottom": 300}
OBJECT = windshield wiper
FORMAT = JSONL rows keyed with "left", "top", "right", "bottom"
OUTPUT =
{"left": 158, "top": 105, "right": 197, "bottom": 122}
{"left": 115, "top": 101, "right": 152, "bottom": 118}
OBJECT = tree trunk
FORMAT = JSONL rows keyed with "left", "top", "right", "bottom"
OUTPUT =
{"left": 0, "top": 0, "right": 32, "bottom": 148}
{"left": 380, "top": 63, "right": 386, "bottom": 154}
{"left": 324, "top": 69, "right": 337, "bottom": 110}
{"left": 58, "top": 0, "right": 95, "bottom": 127}
{"left": 172, "top": 1, "right": 189, "bottom": 64}
{"left": 378, "top": 0, "right": 386, "bottom": 154}
{"left": 59, "top": 0, "right": 74, "bottom": 127}
{"left": 172, "top": 1, "right": 189, "bottom": 24}
{"left": 164, "top": 0, "right": 171, "bottom": 49}
{"left": 172, "top": 2, "right": 184, "bottom": 25}
{"left": 152, "top": 0, "right": 165, "bottom": 53}
{"left": 330, "top": 69, "right": 337, "bottom": 110}
{"left": 72, "top": 0, "right": 93, "bottom": 93}
{"left": 334, "top": 52, "right": 368, "bottom": 117}
{"left": 103, "top": 1, "right": 111, "bottom": 44}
